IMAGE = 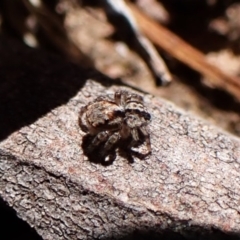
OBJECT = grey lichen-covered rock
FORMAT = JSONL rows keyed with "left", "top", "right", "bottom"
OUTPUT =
{"left": 1, "top": 36, "right": 240, "bottom": 240}
{"left": 1, "top": 78, "right": 240, "bottom": 239}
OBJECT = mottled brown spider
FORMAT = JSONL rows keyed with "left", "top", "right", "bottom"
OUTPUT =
{"left": 79, "top": 90, "right": 151, "bottom": 162}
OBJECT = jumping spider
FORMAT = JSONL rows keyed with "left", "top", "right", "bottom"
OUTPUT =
{"left": 79, "top": 90, "right": 151, "bottom": 162}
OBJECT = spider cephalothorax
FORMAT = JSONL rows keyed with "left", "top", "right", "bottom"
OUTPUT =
{"left": 79, "top": 90, "right": 151, "bottom": 161}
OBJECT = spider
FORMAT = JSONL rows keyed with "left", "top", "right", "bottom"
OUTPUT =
{"left": 79, "top": 90, "right": 151, "bottom": 162}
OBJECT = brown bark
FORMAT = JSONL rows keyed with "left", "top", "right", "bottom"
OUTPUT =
{"left": 1, "top": 36, "right": 240, "bottom": 240}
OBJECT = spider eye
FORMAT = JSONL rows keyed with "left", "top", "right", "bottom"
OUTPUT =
{"left": 143, "top": 112, "right": 151, "bottom": 120}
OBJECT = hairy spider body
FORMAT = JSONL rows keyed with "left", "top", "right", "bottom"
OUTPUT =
{"left": 79, "top": 90, "right": 151, "bottom": 161}
{"left": 80, "top": 99, "right": 124, "bottom": 134}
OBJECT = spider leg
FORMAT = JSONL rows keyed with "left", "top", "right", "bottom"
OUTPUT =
{"left": 114, "top": 91, "right": 122, "bottom": 105}
{"left": 139, "top": 125, "right": 151, "bottom": 153}
{"left": 129, "top": 126, "right": 151, "bottom": 154}
{"left": 126, "top": 128, "right": 140, "bottom": 150}
{"left": 79, "top": 106, "right": 88, "bottom": 133}
{"left": 101, "top": 131, "right": 120, "bottom": 156}
{"left": 131, "top": 128, "right": 140, "bottom": 142}
{"left": 87, "top": 131, "right": 110, "bottom": 153}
